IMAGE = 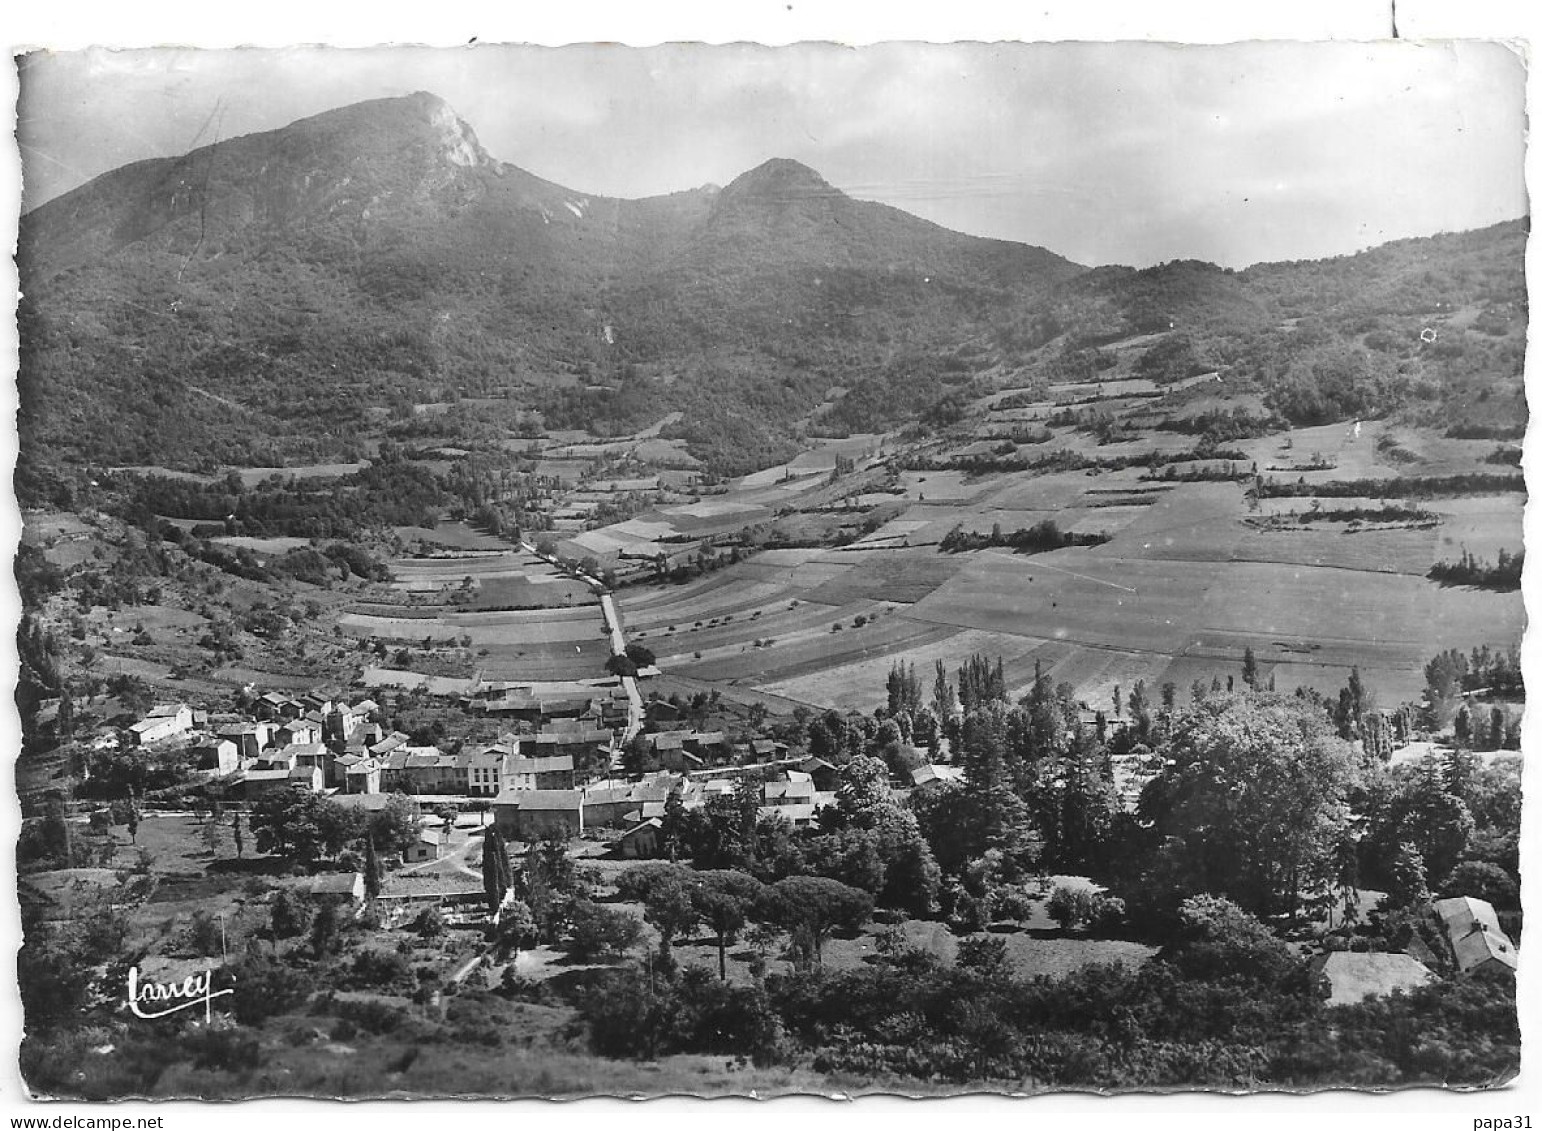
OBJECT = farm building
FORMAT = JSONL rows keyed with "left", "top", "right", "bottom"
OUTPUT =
{"left": 583, "top": 781, "right": 675, "bottom": 828}
{"left": 763, "top": 779, "right": 816, "bottom": 807}
{"left": 307, "top": 872, "right": 366, "bottom": 911}
{"left": 254, "top": 691, "right": 300, "bottom": 720}
{"left": 287, "top": 742, "right": 330, "bottom": 776}
{"left": 217, "top": 722, "right": 271, "bottom": 762}
{"left": 646, "top": 700, "right": 684, "bottom": 724}
{"left": 616, "top": 818, "right": 664, "bottom": 859}
{"left": 288, "top": 764, "right": 325, "bottom": 792}
{"left": 129, "top": 703, "right": 195, "bottom": 746}
{"left": 274, "top": 718, "right": 322, "bottom": 748}
{"left": 330, "top": 792, "right": 405, "bottom": 815}
{"left": 505, "top": 753, "right": 577, "bottom": 792}
{"left": 343, "top": 756, "right": 382, "bottom": 794}
{"left": 758, "top": 803, "right": 819, "bottom": 829}
{"left": 370, "top": 732, "right": 410, "bottom": 758}
{"left": 404, "top": 827, "right": 449, "bottom": 864}
{"left": 530, "top": 721, "right": 611, "bottom": 775}
{"left": 1309, "top": 952, "right": 1433, "bottom": 1006}
{"left": 797, "top": 756, "right": 841, "bottom": 791}
{"left": 255, "top": 747, "right": 298, "bottom": 773}
{"left": 1431, "top": 897, "right": 1519, "bottom": 977}
{"left": 910, "top": 763, "right": 966, "bottom": 788}
{"left": 493, "top": 789, "right": 585, "bottom": 841}
{"left": 228, "top": 768, "right": 292, "bottom": 799}
{"left": 191, "top": 738, "right": 239, "bottom": 776}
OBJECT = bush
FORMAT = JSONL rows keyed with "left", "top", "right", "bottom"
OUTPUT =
{"left": 183, "top": 1026, "right": 262, "bottom": 1073}
{"left": 346, "top": 948, "right": 414, "bottom": 991}
{"left": 334, "top": 998, "right": 408, "bottom": 1035}
{"left": 1047, "top": 885, "right": 1095, "bottom": 930}
{"left": 994, "top": 888, "right": 1036, "bottom": 922}
{"left": 227, "top": 956, "right": 314, "bottom": 1025}
{"left": 578, "top": 965, "right": 785, "bottom": 1065}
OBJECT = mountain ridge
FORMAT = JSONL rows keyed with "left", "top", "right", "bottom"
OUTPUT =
{"left": 14, "top": 92, "right": 1528, "bottom": 485}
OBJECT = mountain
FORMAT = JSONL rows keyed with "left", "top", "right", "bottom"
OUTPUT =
{"left": 15, "top": 91, "right": 1527, "bottom": 489}
{"left": 17, "top": 92, "right": 1085, "bottom": 480}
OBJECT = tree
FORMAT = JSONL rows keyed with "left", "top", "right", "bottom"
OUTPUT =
{"left": 310, "top": 902, "right": 341, "bottom": 958}
{"left": 481, "top": 824, "right": 513, "bottom": 916}
{"left": 931, "top": 660, "right": 957, "bottom": 728}
{"left": 413, "top": 905, "right": 447, "bottom": 940}
{"left": 202, "top": 816, "right": 223, "bottom": 856}
{"left": 1242, "top": 647, "right": 1259, "bottom": 689}
{"left": 1441, "top": 861, "right": 1519, "bottom": 910}
{"left": 363, "top": 836, "right": 382, "bottom": 900}
{"left": 231, "top": 811, "right": 245, "bottom": 857}
{"left": 1139, "top": 691, "right": 1361, "bottom": 917}
{"left": 496, "top": 899, "right": 538, "bottom": 953}
{"left": 519, "top": 834, "right": 584, "bottom": 944}
{"left": 1127, "top": 681, "right": 1153, "bottom": 740}
{"left": 606, "top": 654, "right": 639, "bottom": 678}
{"left": 759, "top": 876, "right": 873, "bottom": 965}
{"left": 1386, "top": 842, "right": 1431, "bottom": 909}
{"left": 692, "top": 871, "right": 766, "bottom": 980}
{"left": 269, "top": 890, "right": 313, "bottom": 952}
{"left": 1167, "top": 894, "right": 1302, "bottom": 987}
{"left": 250, "top": 790, "right": 366, "bottom": 864}
{"left": 625, "top": 642, "right": 656, "bottom": 667}
{"left": 565, "top": 900, "right": 642, "bottom": 962}
{"left": 368, "top": 795, "right": 423, "bottom": 858}
{"left": 616, "top": 863, "right": 699, "bottom": 968}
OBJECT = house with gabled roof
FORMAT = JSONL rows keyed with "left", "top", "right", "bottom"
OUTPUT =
{"left": 1310, "top": 951, "right": 1434, "bottom": 1006}
{"left": 217, "top": 722, "right": 271, "bottom": 763}
{"left": 506, "top": 753, "right": 577, "bottom": 792}
{"left": 617, "top": 817, "right": 664, "bottom": 859}
{"left": 343, "top": 757, "right": 381, "bottom": 795}
{"left": 492, "top": 789, "right": 585, "bottom": 840}
{"left": 462, "top": 743, "right": 516, "bottom": 797}
{"left": 1432, "top": 896, "right": 1519, "bottom": 977}
{"left": 128, "top": 703, "right": 195, "bottom": 746}
{"left": 274, "top": 718, "right": 323, "bottom": 749}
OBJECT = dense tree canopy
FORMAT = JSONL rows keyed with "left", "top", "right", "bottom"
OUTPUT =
{"left": 1138, "top": 692, "right": 1362, "bottom": 916}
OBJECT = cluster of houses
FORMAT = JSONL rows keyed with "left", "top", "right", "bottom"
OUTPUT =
{"left": 116, "top": 689, "right": 614, "bottom": 804}
{"left": 469, "top": 679, "right": 630, "bottom": 729}
{"left": 492, "top": 755, "right": 847, "bottom": 855}
{"left": 1310, "top": 895, "right": 1518, "bottom": 1005}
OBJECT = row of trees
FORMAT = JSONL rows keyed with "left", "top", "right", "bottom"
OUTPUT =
{"left": 1428, "top": 547, "right": 1523, "bottom": 592}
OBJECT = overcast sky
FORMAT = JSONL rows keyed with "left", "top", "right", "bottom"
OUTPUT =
{"left": 16, "top": 40, "right": 1526, "bottom": 268}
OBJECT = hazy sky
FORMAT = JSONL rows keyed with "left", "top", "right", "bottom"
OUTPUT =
{"left": 16, "top": 40, "right": 1527, "bottom": 268}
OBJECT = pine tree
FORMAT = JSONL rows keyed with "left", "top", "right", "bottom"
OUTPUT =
{"left": 1242, "top": 646, "right": 1259, "bottom": 689}
{"left": 931, "top": 660, "right": 957, "bottom": 724}
{"left": 480, "top": 825, "right": 510, "bottom": 915}
{"left": 364, "top": 836, "right": 382, "bottom": 901}
{"left": 1387, "top": 841, "right": 1431, "bottom": 909}
{"left": 1127, "top": 681, "right": 1152, "bottom": 741}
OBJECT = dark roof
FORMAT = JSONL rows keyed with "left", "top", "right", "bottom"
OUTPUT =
{"left": 497, "top": 789, "right": 583, "bottom": 811}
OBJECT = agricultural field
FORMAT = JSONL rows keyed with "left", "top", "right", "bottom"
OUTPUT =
{"left": 611, "top": 386, "right": 1524, "bottom": 712}
{"left": 329, "top": 532, "right": 611, "bottom": 682}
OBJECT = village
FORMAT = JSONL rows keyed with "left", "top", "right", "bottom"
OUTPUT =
{"left": 10, "top": 46, "right": 1528, "bottom": 1098}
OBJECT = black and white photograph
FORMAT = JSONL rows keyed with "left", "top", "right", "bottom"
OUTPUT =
{"left": 7, "top": 26, "right": 1530, "bottom": 1103}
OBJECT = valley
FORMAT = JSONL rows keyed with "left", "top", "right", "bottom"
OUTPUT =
{"left": 13, "top": 86, "right": 1527, "bottom": 1100}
